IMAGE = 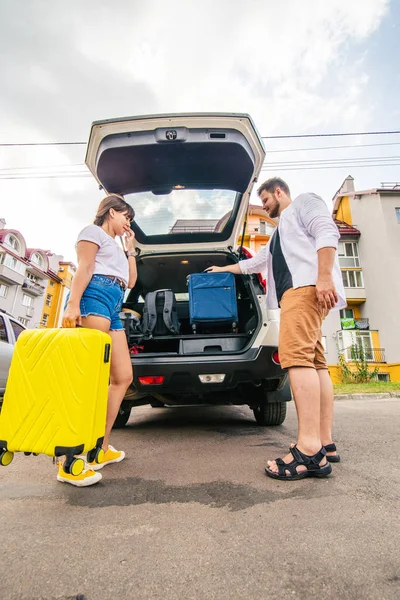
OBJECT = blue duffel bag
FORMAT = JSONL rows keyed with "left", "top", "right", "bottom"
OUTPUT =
{"left": 187, "top": 272, "right": 238, "bottom": 333}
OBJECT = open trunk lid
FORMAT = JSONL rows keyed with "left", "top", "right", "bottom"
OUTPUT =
{"left": 85, "top": 113, "right": 266, "bottom": 253}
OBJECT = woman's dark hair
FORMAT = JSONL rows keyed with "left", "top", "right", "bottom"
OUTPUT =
{"left": 94, "top": 194, "right": 135, "bottom": 226}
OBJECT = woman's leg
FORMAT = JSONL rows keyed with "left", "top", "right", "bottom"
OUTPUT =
{"left": 56, "top": 316, "right": 111, "bottom": 486}
{"left": 80, "top": 315, "right": 110, "bottom": 334}
{"left": 103, "top": 329, "right": 133, "bottom": 450}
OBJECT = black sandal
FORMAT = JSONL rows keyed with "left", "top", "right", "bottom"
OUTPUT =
{"left": 324, "top": 443, "right": 340, "bottom": 463}
{"left": 265, "top": 446, "right": 332, "bottom": 481}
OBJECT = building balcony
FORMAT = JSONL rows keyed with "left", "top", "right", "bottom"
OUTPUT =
{"left": 344, "top": 287, "right": 366, "bottom": 301}
{"left": 22, "top": 279, "right": 45, "bottom": 296}
{"left": 341, "top": 347, "right": 386, "bottom": 363}
{"left": 0, "top": 263, "right": 25, "bottom": 286}
{"left": 248, "top": 227, "right": 264, "bottom": 235}
{"left": 340, "top": 317, "right": 369, "bottom": 330}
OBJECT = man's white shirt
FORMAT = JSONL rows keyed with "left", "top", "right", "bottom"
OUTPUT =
{"left": 239, "top": 193, "right": 347, "bottom": 310}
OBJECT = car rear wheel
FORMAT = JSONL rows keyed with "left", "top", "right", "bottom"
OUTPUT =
{"left": 253, "top": 401, "right": 287, "bottom": 426}
{"left": 112, "top": 407, "right": 132, "bottom": 429}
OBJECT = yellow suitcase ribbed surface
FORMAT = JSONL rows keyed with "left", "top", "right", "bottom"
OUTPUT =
{"left": 0, "top": 328, "right": 112, "bottom": 457}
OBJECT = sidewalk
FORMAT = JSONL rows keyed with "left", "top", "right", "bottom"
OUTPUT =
{"left": 335, "top": 391, "right": 400, "bottom": 401}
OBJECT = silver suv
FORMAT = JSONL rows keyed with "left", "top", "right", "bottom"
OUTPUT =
{"left": 85, "top": 113, "right": 291, "bottom": 428}
{"left": 0, "top": 310, "right": 26, "bottom": 401}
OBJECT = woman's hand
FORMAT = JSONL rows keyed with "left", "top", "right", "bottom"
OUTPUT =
{"left": 62, "top": 303, "right": 82, "bottom": 328}
{"left": 204, "top": 266, "right": 224, "bottom": 273}
{"left": 123, "top": 228, "right": 136, "bottom": 253}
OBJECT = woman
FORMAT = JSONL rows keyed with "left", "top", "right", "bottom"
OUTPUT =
{"left": 60, "top": 194, "right": 137, "bottom": 487}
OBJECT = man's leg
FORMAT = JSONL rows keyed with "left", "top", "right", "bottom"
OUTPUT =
{"left": 318, "top": 368, "right": 338, "bottom": 458}
{"left": 267, "top": 366, "right": 325, "bottom": 474}
{"left": 266, "top": 287, "right": 328, "bottom": 475}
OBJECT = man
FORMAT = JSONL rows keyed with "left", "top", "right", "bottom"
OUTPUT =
{"left": 206, "top": 177, "right": 346, "bottom": 481}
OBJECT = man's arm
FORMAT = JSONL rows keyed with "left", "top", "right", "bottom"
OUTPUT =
{"left": 205, "top": 245, "right": 268, "bottom": 276}
{"left": 317, "top": 247, "right": 339, "bottom": 310}
{"left": 298, "top": 193, "right": 340, "bottom": 310}
{"left": 205, "top": 263, "right": 241, "bottom": 274}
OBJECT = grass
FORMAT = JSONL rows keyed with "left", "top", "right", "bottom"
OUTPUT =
{"left": 333, "top": 382, "right": 400, "bottom": 395}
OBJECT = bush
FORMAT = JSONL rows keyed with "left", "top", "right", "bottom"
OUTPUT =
{"left": 338, "top": 343, "right": 379, "bottom": 384}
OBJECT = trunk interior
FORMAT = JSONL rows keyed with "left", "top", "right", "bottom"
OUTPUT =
{"left": 122, "top": 252, "right": 262, "bottom": 356}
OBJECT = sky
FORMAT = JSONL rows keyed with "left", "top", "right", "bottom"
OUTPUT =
{"left": 0, "top": 0, "right": 399, "bottom": 262}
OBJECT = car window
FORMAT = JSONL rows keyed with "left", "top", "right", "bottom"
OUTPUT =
{"left": 126, "top": 189, "right": 236, "bottom": 237}
{"left": 0, "top": 316, "right": 8, "bottom": 343}
{"left": 9, "top": 319, "right": 25, "bottom": 341}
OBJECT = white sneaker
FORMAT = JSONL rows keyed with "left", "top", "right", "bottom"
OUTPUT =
{"left": 88, "top": 445, "right": 126, "bottom": 471}
{"left": 56, "top": 461, "right": 103, "bottom": 487}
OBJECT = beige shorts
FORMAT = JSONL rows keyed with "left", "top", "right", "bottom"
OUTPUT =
{"left": 279, "top": 286, "right": 328, "bottom": 370}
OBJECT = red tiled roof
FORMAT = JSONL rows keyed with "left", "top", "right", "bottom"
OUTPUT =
{"left": 335, "top": 219, "right": 361, "bottom": 237}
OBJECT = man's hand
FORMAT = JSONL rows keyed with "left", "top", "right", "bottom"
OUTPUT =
{"left": 204, "top": 266, "right": 224, "bottom": 273}
{"left": 316, "top": 276, "right": 338, "bottom": 311}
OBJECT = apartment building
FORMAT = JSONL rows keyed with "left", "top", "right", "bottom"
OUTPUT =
{"left": 0, "top": 220, "right": 50, "bottom": 328}
{"left": 0, "top": 219, "right": 75, "bottom": 329}
{"left": 40, "top": 259, "right": 76, "bottom": 328}
{"left": 170, "top": 205, "right": 276, "bottom": 251}
{"left": 241, "top": 205, "right": 276, "bottom": 252}
{"left": 322, "top": 177, "right": 400, "bottom": 382}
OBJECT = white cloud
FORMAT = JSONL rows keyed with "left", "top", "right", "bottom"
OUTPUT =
{"left": 0, "top": 0, "right": 394, "bottom": 260}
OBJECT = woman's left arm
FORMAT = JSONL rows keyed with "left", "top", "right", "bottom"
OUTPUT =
{"left": 124, "top": 229, "right": 138, "bottom": 289}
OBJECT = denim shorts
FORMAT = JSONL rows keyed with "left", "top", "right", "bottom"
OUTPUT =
{"left": 68, "top": 274, "right": 125, "bottom": 331}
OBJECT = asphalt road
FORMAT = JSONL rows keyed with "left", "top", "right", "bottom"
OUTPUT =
{"left": 0, "top": 397, "right": 399, "bottom": 600}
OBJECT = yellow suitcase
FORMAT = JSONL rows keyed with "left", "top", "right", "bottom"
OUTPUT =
{"left": 0, "top": 327, "right": 112, "bottom": 474}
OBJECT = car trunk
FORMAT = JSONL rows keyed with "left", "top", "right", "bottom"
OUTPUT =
{"left": 121, "top": 251, "right": 262, "bottom": 357}
{"left": 85, "top": 113, "right": 266, "bottom": 255}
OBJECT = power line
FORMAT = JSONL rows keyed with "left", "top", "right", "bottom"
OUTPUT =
{"left": 1, "top": 162, "right": 400, "bottom": 180}
{"left": 0, "top": 141, "right": 87, "bottom": 147}
{"left": 2, "top": 155, "right": 398, "bottom": 177}
{"left": 2, "top": 151, "right": 400, "bottom": 176}
{"left": 0, "top": 174, "right": 91, "bottom": 180}
{"left": 261, "top": 130, "right": 400, "bottom": 140}
{"left": 2, "top": 142, "right": 400, "bottom": 177}
{"left": 266, "top": 141, "right": 400, "bottom": 153}
{"left": 260, "top": 162, "right": 400, "bottom": 172}
{"left": 1, "top": 129, "right": 400, "bottom": 148}
{"left": 0, "top": 163, "right": 85, "bottom": 172}
{"left": 262, "top": 155, "right": 400, "bottom": 167}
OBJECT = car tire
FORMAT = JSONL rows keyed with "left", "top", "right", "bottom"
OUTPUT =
{"left": 253, "top": 401, "right": 287, "bottom": 426}
{"left": 112, "top": 407, "right": 132, "bottom": 429}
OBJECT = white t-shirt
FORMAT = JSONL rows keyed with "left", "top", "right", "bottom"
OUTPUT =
{"left": 77, "top": 224, "right": 129, "bottom": 286}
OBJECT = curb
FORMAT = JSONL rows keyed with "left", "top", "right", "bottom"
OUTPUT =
{"left": 334, "top": 392, "right": 400, "bottom": 401}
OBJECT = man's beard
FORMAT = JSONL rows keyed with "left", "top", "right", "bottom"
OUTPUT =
{"left": 268, "top": 198, "right": 280, "bottom": 219}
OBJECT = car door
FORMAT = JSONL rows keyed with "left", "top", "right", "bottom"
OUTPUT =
{"left": 0, "top": 316, "right": 14, "bottom": 395}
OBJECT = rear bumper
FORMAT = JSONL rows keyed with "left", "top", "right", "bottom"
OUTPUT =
{"left": 131, "top": 345, "right": 286, "bottom": 395}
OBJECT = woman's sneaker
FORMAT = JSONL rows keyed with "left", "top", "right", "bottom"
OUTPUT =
{"left": 88, "top": 445, "right": 125, "bottom": 471}
{"left": 56, "top": 462, "right": 102, "bottom": 487}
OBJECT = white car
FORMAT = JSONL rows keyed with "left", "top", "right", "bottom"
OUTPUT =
{"left": 85, "top": 113, "right": 290, "bottom": 427}
{"left": 0, "top": 310, "right": 26, "bottom": 401}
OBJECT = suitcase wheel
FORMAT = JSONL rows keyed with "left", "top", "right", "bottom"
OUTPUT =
{"left": 0, "top": 449, "right": 14, "bottom": 467}
{"left": 64, "top": 457, "right": 85, "bottom": 476}
{"left": 87, "top": 446, "right": 104, "bottom": 465}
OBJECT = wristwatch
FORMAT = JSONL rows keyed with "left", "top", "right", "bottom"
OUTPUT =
{"left": 126, "top": 251, "right": 136, "bottom": 257}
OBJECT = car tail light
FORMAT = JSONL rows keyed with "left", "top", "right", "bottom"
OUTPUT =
{"left": 272, "top": 350, "right": 280, "bottom": 365}
{"left": 238, "top": 246, "right": 267, "bottom": 293}
{"left": 138, "top": 376, "right": 165, "bottom": 385}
